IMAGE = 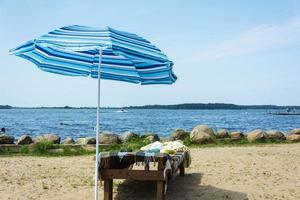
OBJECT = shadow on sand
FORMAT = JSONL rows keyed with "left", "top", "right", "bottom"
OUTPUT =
{"left": 114, "top": 173, "right": 248, "bottom": 200}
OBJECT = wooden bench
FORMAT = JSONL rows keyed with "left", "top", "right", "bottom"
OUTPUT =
{"left": 98, "top": 151, "right": 188, "bottom": 200}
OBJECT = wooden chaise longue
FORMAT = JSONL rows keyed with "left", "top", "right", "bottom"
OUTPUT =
{"left": 98, "top": 151, "right": 189, "bottom": 200}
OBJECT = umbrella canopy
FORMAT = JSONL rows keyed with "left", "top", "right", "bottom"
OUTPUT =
{"left": 10, "top": 25, "right": 176, "bottom": 200}
{"left": 10, "top": 25, "right": 177, "bottom": 84}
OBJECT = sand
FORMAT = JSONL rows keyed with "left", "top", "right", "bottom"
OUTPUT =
{"left": 0, "top": 143, "right": 300, "bottom": 200}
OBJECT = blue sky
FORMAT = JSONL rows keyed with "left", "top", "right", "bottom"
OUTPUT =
{"left": 0, "top": 0, "right": 300, "bottom": 107}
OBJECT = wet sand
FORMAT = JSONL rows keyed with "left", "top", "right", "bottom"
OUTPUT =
{"left": 1, "top": 143, "right": 300, "bottom": 200}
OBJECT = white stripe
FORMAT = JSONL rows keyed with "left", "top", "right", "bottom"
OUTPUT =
{"left": 93, "top": 63, "right": 135, "bottom": 70}
{"left": 101, "top": 54, "right": 126, "bottom": 59}
{"left": 57, "top": 27, "right": 110, "bottom": 34}
{"left": 142, "top": 75, "right": 170, "bottom": 79}
{"left": 46, "top": 32, "right": 110, "bottom": 40}
{"left": 49, "top": 46, "right": 95, "bottom": 58}
{"left": 136, "top": 66, "right": 167, "bottom": 72}
{"left": 90, "top": 69, "right": 140, "bottom": 78}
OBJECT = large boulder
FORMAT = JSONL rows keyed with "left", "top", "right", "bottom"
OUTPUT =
{"left": 266, "top": 130, "right": 285, "bottom": 140}
{"left": 17, "top": 135, "right": 33, "bottom": 145}
{"left": 63, "top": 137, "right": 75, "bottom": 144}
{"left": 99, "top": 132, "right": 120, "bottom": 144}
{"left": 0, "top": 134, "right": 14, "bottom": 144}
{"left": 190, "top": 125, "right": 215, "bottom": 144}
{"left": 216, "top": 129, "right": 229, "bottom": 139}
{"left": 229, "top": 131, "right": 244, "bottom": 141}
{"left": 120, "top": 131, "right": 139, "bottom": 143}
{"left": 76, "top": 137, "right": 96, "bottom": 145}
{"left": 171, "top": 129, "right": 190, "bottom": 140}
{"left": 246, "top": 129, "right": 267, "bottom": 142}
{"left": 35, "top": 133, "right": 61, "bottom": 144}
{"left": 290, "top": 129, "right": 300, "bottom": 135}
{"left": 286, "top": 134, "right": 300, "bottom": 142}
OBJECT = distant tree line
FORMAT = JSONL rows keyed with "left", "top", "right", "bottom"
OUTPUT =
{"left": 1, "top": 103, "right": 300, "bottom": 110}
{"left": 0, "top": 105, "right": 12, "bottom": 109}
{"left": 125, "top": 103, "right": 300, "bottom": 110}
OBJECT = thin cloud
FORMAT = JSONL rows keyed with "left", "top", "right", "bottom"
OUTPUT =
{"left": 180, "top": 18, "right": 300, "bottom": 63}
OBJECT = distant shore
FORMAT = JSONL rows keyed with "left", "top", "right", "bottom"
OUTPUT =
{"left": 1, "top": 103, "right": 300, "bottom": 110}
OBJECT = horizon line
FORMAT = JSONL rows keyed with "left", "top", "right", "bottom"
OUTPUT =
{"left": 1, "top": 103, "right": 300, "bottom": 108}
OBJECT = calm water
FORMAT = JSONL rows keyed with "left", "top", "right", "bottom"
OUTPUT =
{"left": 0, "top": 109, "right": 299, "bottom": 140}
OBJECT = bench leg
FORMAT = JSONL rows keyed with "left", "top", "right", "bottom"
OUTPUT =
{"left": 157, "top": 181, "right": 166, "bottom": 200}
{"left": 180, "top": 165, "right": 185, "bottom": 176}
{"left": 104, "top": 179, "right": 113, "bottom": 200}
{"left": 145, "top": 163, "right": 150, "bottom": 171}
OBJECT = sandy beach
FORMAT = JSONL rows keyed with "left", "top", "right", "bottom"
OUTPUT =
{"left": 1, "top": 143, "right": 300, "bottom": 200}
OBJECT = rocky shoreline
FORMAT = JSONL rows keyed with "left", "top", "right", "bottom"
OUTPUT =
{"left": 1, "top": 125, "right": 300, "bottom": 146}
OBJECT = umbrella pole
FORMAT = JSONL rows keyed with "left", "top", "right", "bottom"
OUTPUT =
{"left": 95, "top": 48, "right": 103, "bottom": 200}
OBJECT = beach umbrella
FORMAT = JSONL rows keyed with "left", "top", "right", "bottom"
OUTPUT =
{"left": 9, "top": 25, "right": 176, "bottom": 200}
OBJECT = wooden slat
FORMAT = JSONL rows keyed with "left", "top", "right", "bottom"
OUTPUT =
{"left": 104, "top": 179, "right": 113, "bottom": 200}
{"left": 157, "top": 181, "right": 166, "bottom": 200}
{"left": 180, "top": 165, "right": 185, "bottom": 176}
{"left": 145, "top": 163, "right": 150, "bottom": 171}
{"left": 157, "top": 158, "right": 165, "bottom": 171}
{"left": 101, "top": 169, "right": 165, "bottom": 181}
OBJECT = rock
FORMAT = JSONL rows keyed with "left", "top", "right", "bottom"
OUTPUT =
{"left": 81, "top": 145, "right": 96, "bottom": 151}
{"left": 190, "top": 125, "right": 215, "bottom": 144}
{"left": 193, "top": 125, "right": 215, "bottom": 137}
{"left": 76, "top": 137, "right": 96, "bottom": 145}
{"left": 99, "top": 132, "right": 120, "bottom": 144}
{"left": 266, "top": 130, "right": 285, "bottom": 140}
{"left": 0, "top": 134, "right": 14, "bottom": 144}
{"left": 159, "top": 137, "right": 173, "bottom": 143}
{"left": 171, "top": 129, "right": 190, "bottom": 140}
{"left": 216, "top": 129, "right": 229, "bottom": 139}
{"left": 145, "top": 135, "right": 159, "bottom": 142}
{"left": 246, "top": 129, "right": 267, "bottom": 142}
{"left": 142, "top": 133, "right": 160, "bottom": 141}
{"left": 286, "top": 134, "right": 300, "bottom": 142}
{"left": 120, "top": 131, "right": 139, "bottom": 143}
{"left": 290, "top": 129, "right": 300, "bottom": 135}
{"left": 229, "top": 131, "right": 244, "bottom": 141}
{"left": 63, "top": 137, "right": 75, "bottom": 144}
{"left": 47, "top": 148, "right": 64, "bottom": 153}
{"left": 17, "top": 135, "right": 33, "bottom": 145}
{"left": 35, "top": 133, "right": 61, "bottom": 144}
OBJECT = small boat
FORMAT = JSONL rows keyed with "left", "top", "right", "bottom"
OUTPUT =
{"left": 268, "top": 108, "right": 300, "bottom": 115}
{"left": 116, "top": 108, "right": 128, "bottom": 113}
{"left": 269, "top": 112, "right": 300, "bottom": 116}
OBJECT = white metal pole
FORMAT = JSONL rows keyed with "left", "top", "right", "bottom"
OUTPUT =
{"left": 94, "top": 48, "right": 102, "bottom": 200}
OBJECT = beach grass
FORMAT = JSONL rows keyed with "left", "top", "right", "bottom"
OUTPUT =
{"left": 183, "top": 136, "right": 289, "bottom": 148}
{"left": 0, "top": 137, "right": 292, "bottom": 157}
{"left": 0, "top": 137, "right": 152, "bottom": 157}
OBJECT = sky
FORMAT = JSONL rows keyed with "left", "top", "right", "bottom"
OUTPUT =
{"left": 0, "top": 0, "right": 300, "bottom": 107}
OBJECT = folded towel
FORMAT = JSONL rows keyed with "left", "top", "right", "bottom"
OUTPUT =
{"left": 140, "top": 140, "right": 191, "bottom": 167}
{"left": 140, "top": 141, "right": 163, "bottom": 152}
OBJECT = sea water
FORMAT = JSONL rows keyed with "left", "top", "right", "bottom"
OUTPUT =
{"left": 0, "top": 108, "right": 299, "bottom": 139}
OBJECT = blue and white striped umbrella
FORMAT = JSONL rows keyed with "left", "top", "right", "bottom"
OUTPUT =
{"left": 10, "top": 25, "right": 176, "bottom": 200}
{"left": 10, "top": 25, "right": 177, "bottom": 84}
